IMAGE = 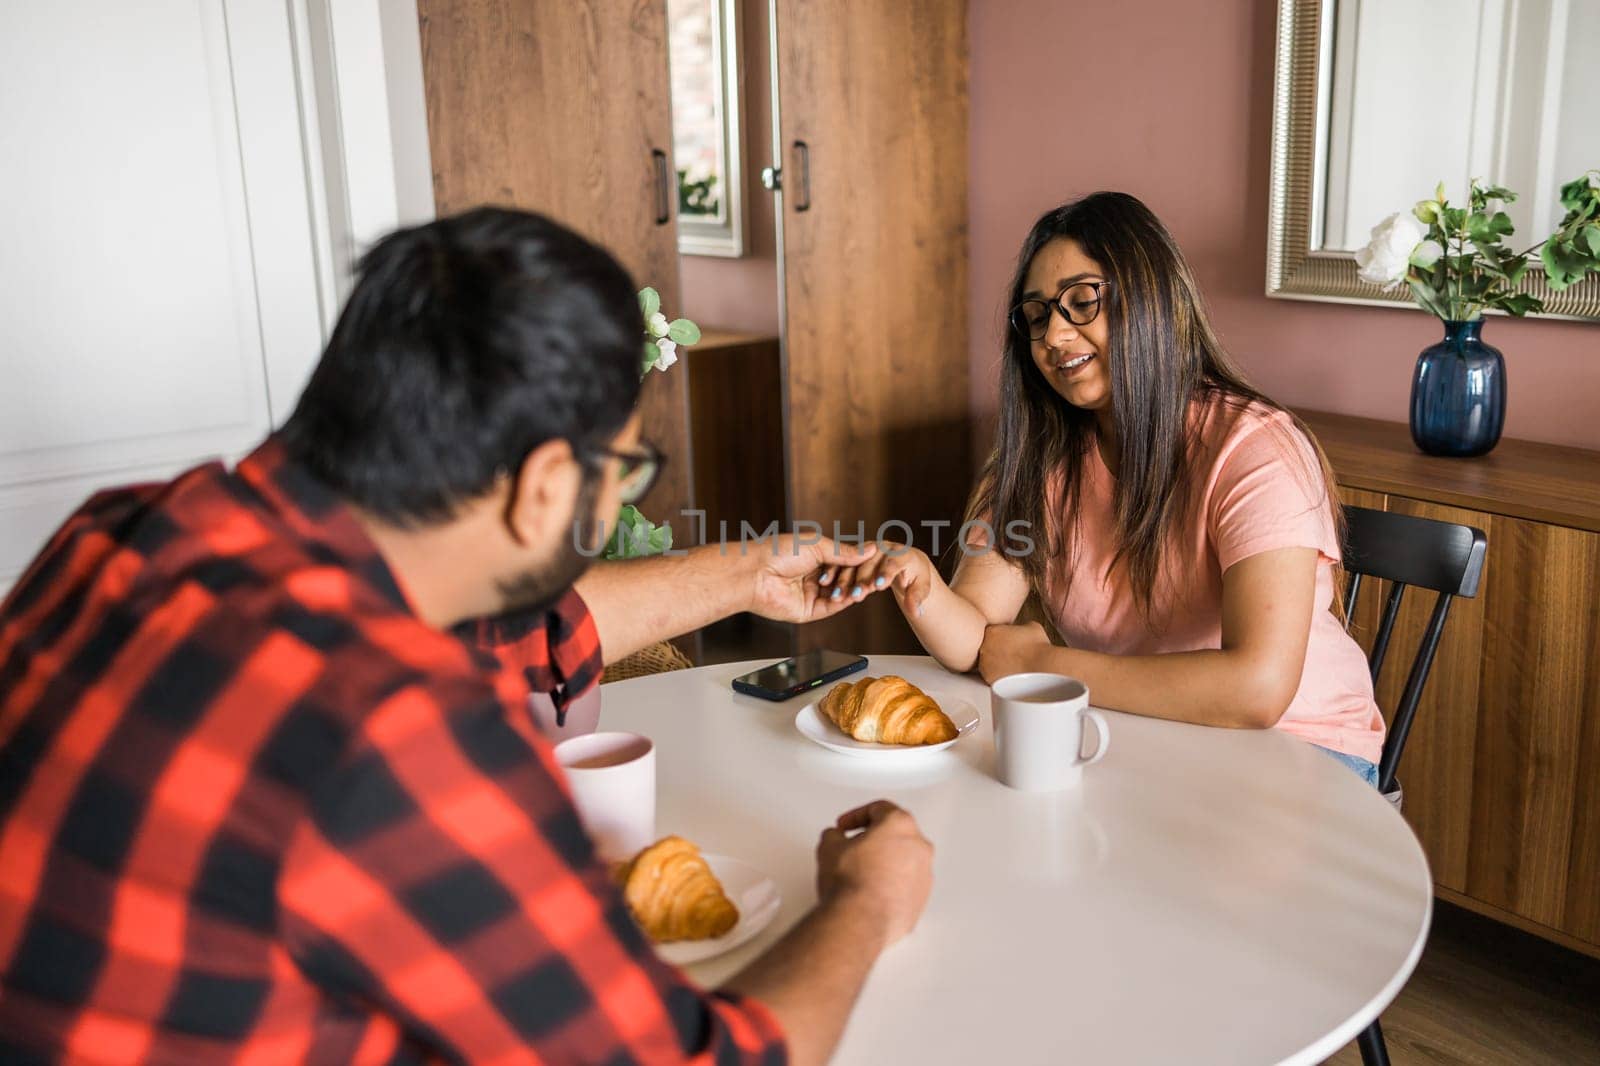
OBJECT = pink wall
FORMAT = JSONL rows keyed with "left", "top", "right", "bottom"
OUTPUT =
{"left": 968, "top": 0, "right": 1600, "bottom": 462}
{"left": 677, "top": 0, "right": 781, "bottom": 336}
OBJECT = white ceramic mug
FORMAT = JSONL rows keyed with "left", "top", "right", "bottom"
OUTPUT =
{"left": 553, "top": 731, "right": 656, "bottom": 860}
{"left": 990, "top": 673, "right": 1110, "bottom": 791}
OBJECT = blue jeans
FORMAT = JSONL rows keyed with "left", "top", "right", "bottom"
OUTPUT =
{"left": 1316, "top": 745, "right": 1380, "bottom": 788}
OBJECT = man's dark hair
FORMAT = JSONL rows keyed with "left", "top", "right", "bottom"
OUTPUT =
{"left": 280, "top": 206, "right": 643, "bottom": 525}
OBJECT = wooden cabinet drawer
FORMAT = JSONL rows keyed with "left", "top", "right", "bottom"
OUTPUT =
{"left": 1324, "top": 415, "right": 1600, "bottom": 959}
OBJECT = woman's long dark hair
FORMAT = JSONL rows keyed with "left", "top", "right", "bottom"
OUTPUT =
{"left": 969, "top": 192, "right": 1342, "bottom": 618}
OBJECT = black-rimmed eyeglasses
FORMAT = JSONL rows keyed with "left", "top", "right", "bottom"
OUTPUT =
{"left": 1008, "top": 279, "right": 1113, "bottom": 342}
{"left": 584, "top": 439, "right": 665, "bottom": 504}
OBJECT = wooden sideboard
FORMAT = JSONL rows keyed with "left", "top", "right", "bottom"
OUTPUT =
{"left": 1299, "top": 410, "right": 1600, "bottom": 960}
{"left": 684, "top": 329, "right": 787, "bottom": 543}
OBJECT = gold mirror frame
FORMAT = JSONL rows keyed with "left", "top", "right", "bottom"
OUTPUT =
{"left": 1265, "top": 0, "right": 1600, "bottom": 321}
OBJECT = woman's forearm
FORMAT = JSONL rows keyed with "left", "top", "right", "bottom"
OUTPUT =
{"left": 1027, "top": 644, "right": 1295, "bottom": 729}
{"left": 905, "top": 576, "right": 992, "bottom": 673}
{"left": 988, "top": 548, "right": 1318, "bottom": 730}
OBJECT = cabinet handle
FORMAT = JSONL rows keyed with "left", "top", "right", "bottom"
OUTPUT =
{"left": 792, "top": 140, "right": 811, "bottom": 212}
{"left": 652, "top": 149, "right": 671, "bottom": 225}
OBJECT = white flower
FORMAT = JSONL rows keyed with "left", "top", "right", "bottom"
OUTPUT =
{"left": 647, "top": 312, "right": 670, "bottom": 338}
{"left": 1355, "top": 212, "right": 1426, "bottom": 288}
{"left": 653, "top": 338, "right": 677, "bottom": 370}
{"left": 1410, "top": 239, "right": 1444, "bottom": 269}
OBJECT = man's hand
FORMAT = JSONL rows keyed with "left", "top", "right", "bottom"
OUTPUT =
{"left": 977, "top": 621, "right": 1053, "bottom": 684}
{"left": 748, "top": 536, "right": 887, "bottom": 623}
{"left": 815, "top": 800, "right": 933, "bottom": 948}
{"left": 724, "top": 801, "right": 934, "bottom": 1066}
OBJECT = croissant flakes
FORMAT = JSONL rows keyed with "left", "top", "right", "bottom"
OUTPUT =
{"left": 818, "top": 675, "right": 958, "bottom": 745}
{"left": 616, "top": 836, "right": 739, "bottom": 942}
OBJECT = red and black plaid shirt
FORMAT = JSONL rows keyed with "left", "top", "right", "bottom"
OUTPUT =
{"left": 0, "top": 439, "right": 784, "bottom": 1064}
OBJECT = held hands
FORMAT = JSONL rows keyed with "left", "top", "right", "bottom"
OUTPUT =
{"left": 760, "top": 539, "right": 1041, "bottom": 680}
{"left": 748, "top": 536, "right": 888, "bottom": 623}
{"left": 816, "top": 800, "right": 933, "bottom": 947}
{"left": 747, "top": 538, "right": 937, "bottom": 625}
{"left": 977, "top": 621, "right": 1053, "bottom": 684}
{"left": 749, "top": 536, "right": 934, "bottom": 624}
{"left": 816, "top": 542, "right": 938, "bottom": 621}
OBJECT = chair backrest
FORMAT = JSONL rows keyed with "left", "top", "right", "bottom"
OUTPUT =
{"left": 1341, "top": 506, "right": 1488, "bottom": 794}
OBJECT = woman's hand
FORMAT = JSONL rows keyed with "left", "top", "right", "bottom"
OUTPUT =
{"left": 816, "top": 543, "right": 934, "bottom": 619}
{"left": 817, "top": 541, "right": 1032, "bottom": 676}
{"left": 878, "top": 545, "right": 937, "bottom": 618}
{"left": 977, "top": 621, "right": 1053, "bottom": 684}
{"left": 750, "top": 536, "right": 887, "bottom": 623}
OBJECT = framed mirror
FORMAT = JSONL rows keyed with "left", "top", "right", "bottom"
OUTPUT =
{"left": 668, "top": 0, "right": 745, "bottom": 257}
{"left": 1267, "top": 0, "right": 1600, "bottom": 320}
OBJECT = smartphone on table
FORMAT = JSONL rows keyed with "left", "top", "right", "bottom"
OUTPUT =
{"left": 732, "top": 649, "right": 868, "bottom": 702}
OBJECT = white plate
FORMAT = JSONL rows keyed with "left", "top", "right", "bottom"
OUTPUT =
{"left": 793, "top": 689, "right": 980, "bottom": 758}
{"left": 655, "top": 854, "right": 782, "bottom": 966}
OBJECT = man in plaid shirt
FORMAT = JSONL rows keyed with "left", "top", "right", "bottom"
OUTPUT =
{"left": 0, "top": 209, "right": 932, "bottom": 1064}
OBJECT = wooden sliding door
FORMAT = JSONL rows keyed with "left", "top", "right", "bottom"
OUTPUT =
{"left": 773, "top": 0, "right": 972, "bottom": 652}
{"left": 417, "top": 0, "right": 692, "bottom": 538}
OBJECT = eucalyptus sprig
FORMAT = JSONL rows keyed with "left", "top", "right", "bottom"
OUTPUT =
{"left": 1402, "top": 172, "right": 1600, "bottom": 321}
{"left": 602, "top": 287, "right": 701, "bottom": 561}
{"left": 638, "top": 286, "right": 701, "bottom": 374}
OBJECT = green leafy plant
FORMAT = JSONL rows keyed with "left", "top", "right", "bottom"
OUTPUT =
{"left": 602, "top": 287, "right": 700, "bottom": 561}
{"left": 637, "top": 285, "right": 701, "bottom": 374}
{"left": 1540, "top": 174, "right": 1600, "bottom": 289}
{"left": 1356, "top": 171, "right": 1600, "bottom": 321}
{"left": 604, "top": 504, "right": 674, "bottom": 560}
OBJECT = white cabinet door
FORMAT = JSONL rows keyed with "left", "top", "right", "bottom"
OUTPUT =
{"left": 0, "top": 0, "right": 329, "bottom": 592}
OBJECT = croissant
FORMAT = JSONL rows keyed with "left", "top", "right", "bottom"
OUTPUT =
{"left": 615, "top": 836, "right": 739, "bottom": 942}
{"left": 817, "top": 675, "right": 958, "bottom": 745}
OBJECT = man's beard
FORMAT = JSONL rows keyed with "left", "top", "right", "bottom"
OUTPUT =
{"left": 494, "top": 472, "right": 604, "bottom": 616}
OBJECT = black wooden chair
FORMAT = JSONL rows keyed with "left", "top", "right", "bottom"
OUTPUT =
{"left": 1340, "top": 505, "right": 1488, "bottom": 1066}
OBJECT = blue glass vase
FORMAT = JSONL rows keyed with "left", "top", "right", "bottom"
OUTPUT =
{"left": 1410, "top": 319, "right": 1505, "bottom": 458}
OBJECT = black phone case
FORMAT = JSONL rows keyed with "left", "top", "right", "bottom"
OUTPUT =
{"left": 731, "top": 656, "right": 867, "bottom": 702}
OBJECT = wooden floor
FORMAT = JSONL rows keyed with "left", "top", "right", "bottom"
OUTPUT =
{"left": 1322, "top": 900, "right": 1600, "bottom": 1065}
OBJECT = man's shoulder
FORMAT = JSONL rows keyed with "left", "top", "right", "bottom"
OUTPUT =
{"left": 18, "top": 458, "right": 503, "bottom": 730}
{"left": 126, "top": 459, "right": 494, "bottom": 694}
{"left": 140, "top": 568, "right": 517, "bottom": 808}
{"left": 206, "top": 565, "right": 506, "bottom": 724}
{"left": 3, "top": 456, "right": 520, "bottom": 774}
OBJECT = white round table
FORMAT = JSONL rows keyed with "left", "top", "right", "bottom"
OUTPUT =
{"left": 599, "top": 655, "right": 1431, "bottom": 1066}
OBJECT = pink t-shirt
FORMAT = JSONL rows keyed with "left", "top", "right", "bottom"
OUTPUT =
{"left": 1040, "top": 395, "right": 1385, "bottom": 763}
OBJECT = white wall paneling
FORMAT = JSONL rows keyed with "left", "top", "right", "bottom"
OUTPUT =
{"left": 0, "top": 0, "right": 435, "bottom": 595}
{"left": 298, "top": 0, "right": 435, "bottom": 306}
{"left": 1319, "top": 0, "right": 1595, "bottom": 251}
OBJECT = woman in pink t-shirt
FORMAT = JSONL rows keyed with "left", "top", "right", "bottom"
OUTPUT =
{"left": 830, "top": 192, "right": 1385, "bottom": 781}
